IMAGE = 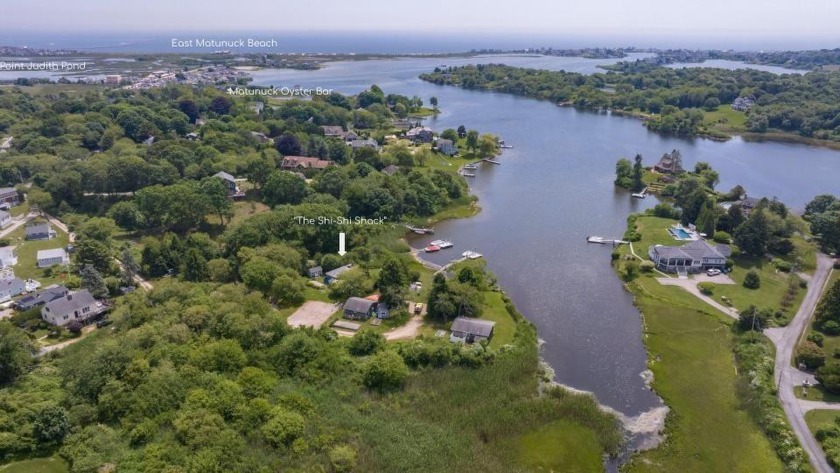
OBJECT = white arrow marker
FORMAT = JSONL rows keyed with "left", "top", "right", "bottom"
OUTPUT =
{"left": 338, "top": 232, "right": 346, "bottom": 256}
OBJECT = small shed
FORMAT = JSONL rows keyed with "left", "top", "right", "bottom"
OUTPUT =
{"left": 307, "top": 266, "right": 323, "bottom": 278}
{"left": 450, "top": 316, "right": 495, "bottom": 344}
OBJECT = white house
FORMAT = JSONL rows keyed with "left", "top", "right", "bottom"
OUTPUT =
{"left": 0, "top": 210, "right": 11, "bottom": 229}
{"left": 0, "top": 277, "right": 25, "bottom": 302}
{"left": 648, "top": 240, "right": 732, "bottom": 274}
{"left": 41, "top": 289, "right": 107, "bottom": 326}
{"left": 0, "top": 247, "right": 17, "bottom": 268}
{"left": 37, "top": 248, "right": 70, "bottom": 268}
{"left": 25, "top": 222, "right": 56, "bottom": 240}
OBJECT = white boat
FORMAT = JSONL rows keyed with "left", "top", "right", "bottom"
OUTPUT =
{"left": 586, "top": 236, "right": 607, "bottom": 244}
{"left": 462, "top": 251, "right": 483, "bottom": 259}
{"left": 430, "top": 239, "right": 453, "bottom": 249}
{"left": 464, "top": 163, "right": 478, "bottom": 170}
{"left": 500, "top": 144, "right": 514, "bottom": 149}
{"left": 631, "top": 192, "right": 646, "bottom": 199}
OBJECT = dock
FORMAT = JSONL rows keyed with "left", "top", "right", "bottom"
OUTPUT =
{"left": 587, "top": 236, "right": 629, "bottom": 246}
{"left": 405, "top": 225, "right": 434, "bottom": 235}
{"left": 631, "top": 187, "right": 649, "bottom": 199}
{"left": 482, "top": 158, "right": 501, "bottom": 165}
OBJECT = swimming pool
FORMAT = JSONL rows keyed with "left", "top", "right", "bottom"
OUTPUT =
{"left": 670, "top": 227, "right": 694, "bottom": 240}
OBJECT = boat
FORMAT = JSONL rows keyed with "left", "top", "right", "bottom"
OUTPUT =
{"left": 462, "top": 172, "right": 476, "bottom": 177}
{"left": 424, "top": 245, "right": 441, "bottom": 253}
{"left": 500, "top": 144, "right": 514, "bottom": 149}
{"left": 586, "top": 236, "right": 607, "bottom": 244}
{"left": 631, "top": 192, "right": 646, "bottom": 199}
{"left": 463, "top": 163, "right": 479, "bottom": 170}
{"left": 430, "top": 239, "right": 453, "bottom": 249}
{"left": 462, "top": 251, "right": 483, "bottom": 259}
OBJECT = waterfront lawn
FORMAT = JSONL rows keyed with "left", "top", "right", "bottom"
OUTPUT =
{"left": 481, "top": 291, "right": 516, "bottom": 349}
{"left": 704, "top": 104, "right": 747, "bottom": 133}
{"left": 714, "top": 255, "right": 806, "bottom": 325}
{"left": 0, "top": 457, "right": 69, "bottom": 473}
{"left": 623, "top": 275, "right": 784, "bottom": 473}
{"left": 516, "top": 420, "right": 603, "bottom": 473}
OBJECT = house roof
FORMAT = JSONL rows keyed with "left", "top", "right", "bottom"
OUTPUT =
{"left": 451, "top": 317, "right": 495, "bottom": 338}
{"left": 382, "top": 165, "right": 399, "bottom": 176}
{"left": 349, "top": 139, "right": 379, "bottom": 148}
{"left": 437, "top": 139, "right": 454, "bottom": 146}
{"left": 281, "top": 156, "right": 333, "bottom": 169}
{"left": 344, "top": 297, "right": 376, "bottom": 314}
{"left": 37, "top": 248, "right": 67, "bottom": 260}
{"left": 0, "top": 187, "right": 17, "bottom": 195}
{"left": 44, "top": 289, "right": 97, "bottom": 315}
{"left": 325, "top": 264, "right": 353, "bottom": 279}
{"left": 652, "top": 240, "right": 731, "bottom": 260}
{"left": 407, "top": 126, "right": 433, "bottom": 136}
{"left": 307, "top": 266, "right": 323, "bottom": 276}
{"left": 17, "top": 285, "right": 68, "bottom": 308}
{"left": 213, "top": 171, "right": 236, "bottom": 182}
{"left": 0, "top": 247, "right": 14, "bottom": 259}
{"left": 26, "top": 221, "right": 50, "bottom": 231}
{"left": 321, "top": 126, "right": 345, "bottom": 136}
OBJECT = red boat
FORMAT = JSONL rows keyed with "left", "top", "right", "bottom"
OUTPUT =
{"left": 424, "top": 245, "right": 441, "bottom": 253}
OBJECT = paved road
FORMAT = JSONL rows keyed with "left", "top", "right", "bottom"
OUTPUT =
{"left": 766, "top": 254, "right": 835, "bottom": 473}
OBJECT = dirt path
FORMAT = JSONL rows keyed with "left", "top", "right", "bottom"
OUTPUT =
{"left": 36, "top": 325, "right": 96, "bottom": 356}
{"left": 384, "top": 315, "right": 424, "bottom": 340}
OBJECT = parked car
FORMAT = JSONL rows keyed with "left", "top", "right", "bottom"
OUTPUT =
{"left": 414, "top": 303, "right": 424, "bottom": 314}
{"left": 0, "top": 203, "right": 10, "bottom": 210}
{"left": 707, "top": 268, "right": 721, "bottom": 276}
{"left": 95, "top": 319, "right": 113, "bottom": 328}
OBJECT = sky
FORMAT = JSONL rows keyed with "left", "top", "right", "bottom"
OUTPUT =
{"left": 4, "top": 0, "right": 840, "bottom": 49}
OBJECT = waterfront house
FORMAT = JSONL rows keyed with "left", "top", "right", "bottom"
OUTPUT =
{"left": 731, "top": 96, "right": 755, "bottom": 112}
{"left": 0, "top": 210, "right": 11, "bottom": 229}
{"left": 0, "top": 277, "right": 25, "bottom": 302}
{"left": 0, "top": 187, "right": 19, "bottom": 206}
{"left": 436, "top": 139, "right": 457, "bottom": 156}
{"left": 37, "top": 248, "right": 70, "bottom": 268}
{"left": 343, "top": 296, "right": 377, "bottom": 320}
{"left": 648, "top": 240, "right": 732, "bottom": 273}
{"left": 25, "top": 222, "right": 56, "bottom": 240}
{"left": 0, "top": 247, "right": 17, "bottom": 268}
{"left": 449, "top": 317, "right": 495, "bottom": 344}
{"left": 406, "top": 126, "right": 434, "bottom": 143}
{"left": 324, "top": 264, "right": 354, "bottom": 284}
{"left": 280, "top": 156, "right": 334, "bottom": 171}
{"left": 15, "top": 284, "right": 69, "bottom": 312}
{"left": 41, "top": 289, "right": 108, "bottom": 326}
{"left": 653, "top": 153, "right": 684, "bottom": 174}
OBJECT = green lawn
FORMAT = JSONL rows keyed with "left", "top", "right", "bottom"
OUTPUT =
{"left": 704, "top": 104, "right": 747, "bottom": 133}
{"left": 623, "top": 275, "right": 784, "bottom": 473}
{"left": 0, "top": 457, "right": 69, "bottom": 473}
{"left": 6, "top": 222, "right": 71, "bottom": 285}
{"left": 481, "top": 291, "right": 516, "bottom": 349}
{"left": 806, "top": 410, "right": 840, "bottom": 436}
{"left": 517, "top": 420, "right": 604, "bottom": 472}
{"left": 9, "top": 202, "right": 30, "bottom": 218}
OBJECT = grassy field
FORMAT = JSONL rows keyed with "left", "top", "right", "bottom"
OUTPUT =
{"left": 0, "top": 457, "right": 69, "bottom": 473}
{"left": 704, "top": 104, "right": 748, "bottom": 133}
{"left": 517, "top": 420, "right": 604, "bottom": 472}
{"left": 806, "top": 409, "right": 840, "bottom": 436}
{"left": 622, "top": 274, "right": 784, "bottom": 472}
{"left": 5, "top": 221, "right": 70, "bottom": 285}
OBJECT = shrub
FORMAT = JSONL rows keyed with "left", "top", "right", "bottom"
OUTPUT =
{"left": 652, "top": 203, "right": 681, "bottom": 220}
{"left": 622, "top": 261, "right": 639, "bottom": 281}
{"left": 347, "top": 330, "right": 385, "bottom": 357}
{"left": 743, "top": 270, "right": 761, "bottom": 289}
{"left": 816, "top": 363, "right": 840, "bottom": 394}
{"left": 797, "top": 341, "right": 826, "bottom": 370}
{"left": 362, "top": 350, "right": 409, "bottom": 391}
{"left": 698, "top": 282, "right": 715, "bottom": 295}
{"left": 623, "top": 230, "right": 641, "bottom": 242}
{"left": 833, "top": 348, "right": 840, "bottom": 359}
{"left": 725, "top": 259, "right": 734, "bottom": 270}
{"left": 639, "top": 261, "right": 655, "bottom": 273}
{"left": 713, "top": 231, "right": 732, "bottom": 244}
{"left": 261, "top": 408, "right": 305, "bottom": 447}
{"left": 824, "top": 321, "right": 840, "bottom": 336}
{"left": 808, "top": 332, "right": 825, "bottom": 347}
{"left": 0, "top": 238, "right": 9, "bottom": 247}
{"left": 611, "top": 251, "right": 620, "bottom": 261}
{"left": 329, "top": 445, "right": 358, "bottom": 473}
{"left": 774, "top": 260, "right": 793, "bottom": 272}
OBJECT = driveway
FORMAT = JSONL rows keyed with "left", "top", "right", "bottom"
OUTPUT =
{"left": 656, "top": 277, "right": 739, "bottom": 319}
{"left": 384, "top": 315, "right": 424, "bottom": 341}
{"left": 287, "top": 301, "right": 339, "bottom": 328}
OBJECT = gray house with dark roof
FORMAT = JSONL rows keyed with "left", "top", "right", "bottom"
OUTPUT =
{"left": 649, "top": 240, "right": 732, "bottom": 273}
{"left": 25, "top": 222, "right": 56, "bottom": 240}
{"left": 324, "top": 264, "right": 353, "bottom": 284}
{"left": 0, "top": 277, "right": 25, "bottom": 302}
{"left": 343, "top": 297, "right": 376, "bottom": 320}
{"left": 450, "top": 317, "right": 496, "bottom": 344}
{"left": 41, "top": 289, "right": 108, "bottom": 326}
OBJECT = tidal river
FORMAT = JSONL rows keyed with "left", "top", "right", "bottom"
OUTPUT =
{"left": 251, "top": 55, "right": 840, "bottom": 417}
